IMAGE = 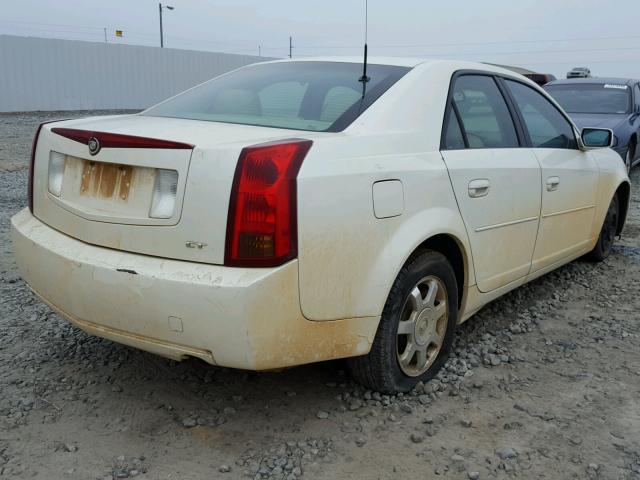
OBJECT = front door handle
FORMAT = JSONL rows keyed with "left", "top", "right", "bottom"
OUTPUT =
{"left": 546, "top": 176, "right": 560, "bottom": 191}
{"left": 468, "top": 178, "right": 490, "bottom": 198}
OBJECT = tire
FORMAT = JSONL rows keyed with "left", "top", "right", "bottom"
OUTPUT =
{"left": 588, "top": 195, "right": 619, "bottom": 262}
{"left": 347, "top": 250, "right": 458, "bottom": 393}
{"left": 625, "top": 140, "right": 635, "bottom": 174}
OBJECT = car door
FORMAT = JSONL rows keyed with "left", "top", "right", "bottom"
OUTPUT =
{"left": 503, "top": 79, "right": 599, "bottom": 271}
{"left": 440, "top": 73, "right": 542, "bottom": 293}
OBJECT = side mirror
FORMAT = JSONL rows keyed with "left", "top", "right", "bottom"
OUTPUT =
{"left": 580, "top": 128, "right": 615, "bottom": 149}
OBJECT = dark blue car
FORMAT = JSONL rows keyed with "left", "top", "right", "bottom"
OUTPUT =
{"left": 545, "top": 78, "right": 640, "bottom": 172}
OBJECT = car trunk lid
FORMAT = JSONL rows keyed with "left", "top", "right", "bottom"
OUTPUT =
{"left": 31, "top": 114, "right": 317, "bottom": 265}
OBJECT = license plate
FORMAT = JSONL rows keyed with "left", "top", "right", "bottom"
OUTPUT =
{"left": 80, "top": 160, "right": 134, "bottom": 201}
{"left": 57, "top": 156, "right": 157, "bottom": 220}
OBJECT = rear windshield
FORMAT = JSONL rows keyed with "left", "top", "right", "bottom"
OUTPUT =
{"left": 544, "top": 83, "right": 631, "bottom": 114}
{"left": 142, "top": 62, "right": 410, "bottom": 132}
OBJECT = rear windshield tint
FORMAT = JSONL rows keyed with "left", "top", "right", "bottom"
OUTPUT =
{"left": 142, "top": 62, "right": 410, "bottom": 132}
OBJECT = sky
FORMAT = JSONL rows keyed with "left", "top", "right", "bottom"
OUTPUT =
{"left": 2, "top": 0, "right": 640, "bottom": 79}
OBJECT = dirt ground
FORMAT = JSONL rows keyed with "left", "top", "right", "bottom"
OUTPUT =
{"left": 1, "top": 112, "right": 639, "bottom": 480}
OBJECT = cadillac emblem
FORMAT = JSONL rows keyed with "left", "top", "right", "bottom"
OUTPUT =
{"left": 88, "top": 137, "right": 101, "bottom": 156}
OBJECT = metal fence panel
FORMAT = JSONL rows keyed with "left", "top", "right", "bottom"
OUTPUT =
{"left": 0, "top": 35, "right": 269, "bottom": 112}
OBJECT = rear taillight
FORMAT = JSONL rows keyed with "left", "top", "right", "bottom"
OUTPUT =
{"left": 225, "top": 139, "right": 312, "bottom": 267}
{"left": 28, "top": 122, "right": 51, "bottom": 213}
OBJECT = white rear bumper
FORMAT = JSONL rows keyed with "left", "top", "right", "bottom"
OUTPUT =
{"left": 11, "top": 209, "right": 378, "bottom": 370}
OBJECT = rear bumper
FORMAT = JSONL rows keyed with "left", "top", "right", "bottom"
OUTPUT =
{"left": 11, "top": 209, "right": 378, "bottom": 370}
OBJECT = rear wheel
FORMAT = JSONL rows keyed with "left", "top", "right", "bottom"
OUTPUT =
{"left": 588, "top": 195, "right": 619, "bottom": 261}
{"left": 347, "top": 250, "right": 458, "bottom": 393}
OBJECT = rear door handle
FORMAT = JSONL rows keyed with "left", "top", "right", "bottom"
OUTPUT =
{"left": 468, "top": 178, "right": 490, "bottom": 198}
{"left": 546, "top": 176, "right": 560, "bottom": 191}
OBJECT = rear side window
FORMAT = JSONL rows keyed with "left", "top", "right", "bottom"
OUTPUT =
{"left": 143, "top": 62, "right": 409, "bottom": 132}
{"left": 443, "top": 108, "right": 466, "bottom": 149}
{"left": 505, "top": 80, "right": 577, "bottom": 149}
{"left": 451, "top": 75, "right": 519, "bottom": 149}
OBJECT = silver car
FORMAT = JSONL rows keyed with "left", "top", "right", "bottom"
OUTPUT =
{"left": 567, "top": 67, "right": 592, "bottom": 79}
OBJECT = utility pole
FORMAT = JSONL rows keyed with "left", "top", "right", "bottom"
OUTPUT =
{"left": 103, "top": 27, "right": 107, "bottom": 43}
{"left": 159, "top": 3, "right": 174, "bottom": 48}
{"left": 289, "top": 36, "right": 292, "bottom": 58}
{"left": 258, "top": 45, "right": 261, "bottom": 57}
{"left": 159, "top": 4, "right": 163, "bottom": 48}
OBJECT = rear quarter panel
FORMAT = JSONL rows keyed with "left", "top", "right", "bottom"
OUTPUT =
{"left": 296, "top": 133, "right": 472, "bottom": 321}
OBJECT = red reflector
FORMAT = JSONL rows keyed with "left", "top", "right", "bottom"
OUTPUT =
{"left": 225, "top": 139, "right": 312, "bottom": 267}
{"left": 51, "top": 128, "right": 194, "bottom": 150}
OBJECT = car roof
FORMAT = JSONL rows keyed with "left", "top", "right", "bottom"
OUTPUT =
{"left": 262, "top": 57, "right": 535, "bottom": 78}
{"left": 266, "top": 56, "right": 429, "bottom": 68}
{"left": 546, "top": 77, "right": 639, "bottom": 86}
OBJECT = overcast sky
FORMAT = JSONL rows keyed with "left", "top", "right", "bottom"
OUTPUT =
{"left": 2, "top": 0, "right": 640, "bottom": 79}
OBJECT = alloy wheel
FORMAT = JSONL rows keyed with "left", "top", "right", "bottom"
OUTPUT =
{"left": 396, "top": 276, "right": 448, "bottom": 377}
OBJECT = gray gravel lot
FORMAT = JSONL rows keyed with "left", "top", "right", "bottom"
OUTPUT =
{"left": 1, "top": 112, "right": 639, "bottom": 479}
{"left": 0, "top": 111, "right": 137, "bottom": 172}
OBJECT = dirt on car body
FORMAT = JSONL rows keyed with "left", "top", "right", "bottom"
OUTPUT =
{"left": 1, "top": 112, "right": 639, "bottom": 479}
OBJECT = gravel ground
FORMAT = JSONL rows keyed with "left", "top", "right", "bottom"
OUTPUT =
{"left": 1, "top": 112, "right": 639, "bottom": 479}
{"left": 0, "top": 111, "right": 137, "bottom": 172}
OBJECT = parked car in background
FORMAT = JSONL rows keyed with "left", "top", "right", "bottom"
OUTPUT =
{"left": 523, "top": 72, "right": 557, "bottom": 86}
{"left": 567, "top": 67, "right": 591, "bottom": 79}
{"left": 11, "top": 59, "right": 630, "bottom": 393}
{"left": 488, "top": 65, "right": 555, "bottom": 86}
{"left": 545, "top": 78, "right": 640, "bottom": 171}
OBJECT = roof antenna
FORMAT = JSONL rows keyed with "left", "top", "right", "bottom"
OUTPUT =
{"left": 358, "top": 0, "right": 370, "bottom": 97}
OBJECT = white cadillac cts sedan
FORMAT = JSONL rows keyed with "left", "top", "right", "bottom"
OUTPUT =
{"left": 11, "top": 58, "right": 630, "bottom": 393}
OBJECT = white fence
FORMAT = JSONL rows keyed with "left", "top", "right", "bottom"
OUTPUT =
{"left": 0, "top": 35, "right": 270, "bottom": 112}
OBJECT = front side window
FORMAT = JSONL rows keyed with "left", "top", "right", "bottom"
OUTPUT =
{"left": 544, "top": 83, "right": 631, "bottom": 114}
{"left": 451, "top": 75, "right": 519, "bottom": 149}
{"left": 143, "top": 62, "right": 409, "bottom": 132}
{"left": 634, "top": 84, "right": 640, "bottom": 110}
{"left": 506, "top": 80, "right": 577, "bottom": 149}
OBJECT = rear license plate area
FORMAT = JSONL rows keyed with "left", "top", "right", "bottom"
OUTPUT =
{"left": 80, "top": 160, "right": 134, "bottom": 201}
{"left": 56, "top": 156, "right": 158, "bottom": 219}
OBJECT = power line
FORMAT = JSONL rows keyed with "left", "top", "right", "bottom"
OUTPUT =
{"left": 0, "top": 19, "right": 108, "bottom": 31}
{"left": 5, "top": 18, "right": 640, "bottom": 51}
{"left": 523, "top": 58, "right": 640, "bottom": 66}
{"left": 0, "top": 20, "right": 267, "bottom": 50}
{"left": 2, "top": 18, "right": 640, "bottom": 65}
{"left": 410, "top": 45, "right": 640, "bottom": 58}
{"left": 294, "top": 34, "right": 640, "bottom": 50}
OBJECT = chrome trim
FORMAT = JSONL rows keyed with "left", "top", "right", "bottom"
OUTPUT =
{"left": 542, "top": 204, "right": 596, "bottom": 219}
{"left": 474, "top": 216, "right": 538, "bottom": 232}
{"left": 87, "top": 137, "right": 101, "bottom": 156}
